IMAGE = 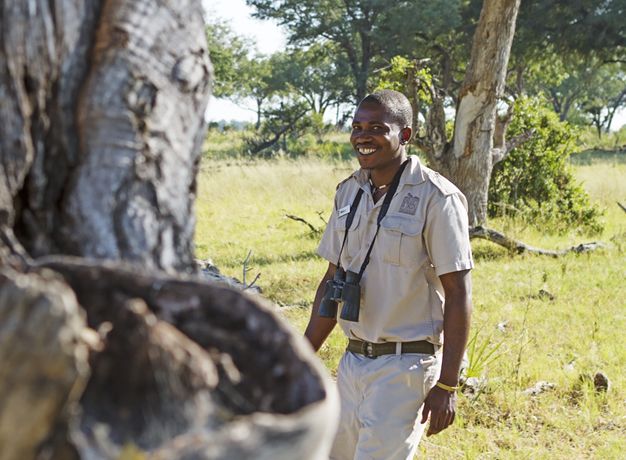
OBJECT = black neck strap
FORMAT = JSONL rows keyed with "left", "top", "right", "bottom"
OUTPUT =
{"left": 357, "top": 159, "right": 409, "bottom": 280}
{"left": 335, "top": 188, "right": 364, "bottom": 268}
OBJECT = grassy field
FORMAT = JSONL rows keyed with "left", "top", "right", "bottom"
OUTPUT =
{"left": 194, "top": 153, "right": 625, "bottom": 459}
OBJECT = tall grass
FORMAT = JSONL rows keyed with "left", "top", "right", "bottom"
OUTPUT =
{"left": 195, "top": 155, "right": 625, "bottom": 459}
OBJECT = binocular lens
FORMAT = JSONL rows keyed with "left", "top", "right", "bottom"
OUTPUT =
{"left": 339, "top": 278, "right": 361, "bottom": 322}
{"left": 318, "top": 279, "right": 338, "bottom": 318}
{"left": 317, "top": 268, "right": 361, "bottom": 321}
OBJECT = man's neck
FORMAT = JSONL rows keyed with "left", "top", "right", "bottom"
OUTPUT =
{"left": 369, "top": 154, "right": 407, "bottom": 188}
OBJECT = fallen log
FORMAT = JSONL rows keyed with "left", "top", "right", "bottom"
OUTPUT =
{"left": 469, "top": 226, "right": 608, "bottom": 257}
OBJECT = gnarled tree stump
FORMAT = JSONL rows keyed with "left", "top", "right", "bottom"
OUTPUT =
{"left": 0, "top": 0, "right": 338, "bottom": 458}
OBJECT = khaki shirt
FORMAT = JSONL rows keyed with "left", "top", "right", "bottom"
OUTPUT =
{"left": 317, "top": 155, "right": 473, "bottom": 345}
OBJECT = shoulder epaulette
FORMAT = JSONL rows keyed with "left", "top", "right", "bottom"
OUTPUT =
{"left": 424, "top": 169, "right": 461, "bottom": 197}
{"left": 335, "top": 174, "right": 354, "bottom": 191}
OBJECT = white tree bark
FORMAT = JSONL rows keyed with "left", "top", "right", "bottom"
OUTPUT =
{"left": 422, "top": 0, "right": 521, "bottom": 226}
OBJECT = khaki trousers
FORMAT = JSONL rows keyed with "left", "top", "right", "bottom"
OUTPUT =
{"left": 329, "top": 351, "right": 440, "bottom": 460}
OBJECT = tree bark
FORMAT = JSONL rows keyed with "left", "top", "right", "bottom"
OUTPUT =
{"left": 0, "top": 268, "right": 90, "bottom": 460}
{"left": 423, "top": 0, "right": 521, "bottom": 226}
{"left": 0, "top": 1, "right": 337, "bottom": 458}
{"left": 35, "top": 257, "right": 335, "bottom": 459}
{"left": 2, "top": 0, "right": 210, "bottom": 273}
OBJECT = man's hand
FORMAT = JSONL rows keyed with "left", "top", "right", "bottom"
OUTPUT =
{"left": 420, "top": 385, "right": 456, "bottom": 436}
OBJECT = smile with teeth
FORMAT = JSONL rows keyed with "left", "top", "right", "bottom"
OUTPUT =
{"left": 357, "top": 146, "right": 377, "bottom": 155}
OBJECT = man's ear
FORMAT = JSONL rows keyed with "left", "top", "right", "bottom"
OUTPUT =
{"left": 400, "top": 127, "right": 412, "bottom": 144}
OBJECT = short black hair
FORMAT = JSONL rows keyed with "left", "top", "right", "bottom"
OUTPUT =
{"left": 359, "top": 89, "right": 413, "bottom": 128}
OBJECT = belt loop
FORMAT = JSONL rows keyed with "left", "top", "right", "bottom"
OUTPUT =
{"left": 395, "top": 342, "right": 402, "bottom": 355}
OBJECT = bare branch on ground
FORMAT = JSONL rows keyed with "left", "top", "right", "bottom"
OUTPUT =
{"left": 469, "top": 226, "right": 608, "bottom": 257}
{"left": 285, "top": 214, "right": 322, "bottom": 234}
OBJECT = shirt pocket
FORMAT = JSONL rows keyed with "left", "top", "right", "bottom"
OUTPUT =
{"left": 335, "top": 213, "right": 362, "bottom": 260}
{"left": 379, "top": 215, "right": 424, "bottom": 266}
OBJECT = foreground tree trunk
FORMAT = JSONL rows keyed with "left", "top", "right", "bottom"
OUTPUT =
{"left": 1, "top": 0, "right": 208, "bottom": 272}
{"left": 415, "top": 0, "right": 522, "bottom": 226}
{"left": 0, "top": 1, "right": 337, "bottom": 458}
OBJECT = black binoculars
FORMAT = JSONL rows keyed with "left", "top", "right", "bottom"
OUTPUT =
{"left": 318, "top": 268, "right": 361, "bottom": 322}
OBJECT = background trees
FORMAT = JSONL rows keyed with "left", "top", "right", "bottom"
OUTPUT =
{"left": 209, "top": 0, "right": 624, "bottom": 230}
{"left": 221, "top": 0, "right": 625, "bottom": 140}
{"left": 509, "top": 0, "right": 626, "bottom": 131}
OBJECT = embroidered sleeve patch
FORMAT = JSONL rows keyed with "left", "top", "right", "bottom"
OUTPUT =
{"left": 399, "top": 193, "right": 419, "bottom": 215}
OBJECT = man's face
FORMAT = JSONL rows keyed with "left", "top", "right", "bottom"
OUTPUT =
{"left": 350, "top": 101, "right": 407, "bottom": 171}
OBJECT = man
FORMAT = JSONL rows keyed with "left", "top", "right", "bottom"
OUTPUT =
{"left": 304, "top": 89, "right": 473, "bottom": 460}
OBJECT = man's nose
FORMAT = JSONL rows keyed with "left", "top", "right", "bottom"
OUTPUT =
{"left": 353, "top": 130, "right": 372, "bottom": 140}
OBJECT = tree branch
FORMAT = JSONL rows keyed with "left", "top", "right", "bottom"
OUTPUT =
{"left": 285, "top": 214, "right": 322, "bottom": 234}
{"left": 405, "top": 60, "right": 447, "bottom": 162}
{"left": 469, "top": 226, "right": 607, "bottom": 257}
{"left": 490, "top": 103, "right": 535, "bottom": 164}
{"left": 242, "top": 250, "right": 261, "bottom": 290}
{"left": 492, "top": 128, "right": 535, "bottom": 164}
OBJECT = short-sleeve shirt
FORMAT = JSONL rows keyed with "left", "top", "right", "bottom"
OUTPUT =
{"left": 317, "top": 155, "right": 473, "bottom": 345}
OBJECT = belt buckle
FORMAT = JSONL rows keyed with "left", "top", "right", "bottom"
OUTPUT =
{"left": 361, "top": 341, "right": 376, "bottom": 359}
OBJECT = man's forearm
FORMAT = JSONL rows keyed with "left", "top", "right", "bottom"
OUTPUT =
{"left": 438, "top": 270, "right": 472, "bottom": 386}
{"left": 304, "top": 264, "right": 337, "bottom": 352}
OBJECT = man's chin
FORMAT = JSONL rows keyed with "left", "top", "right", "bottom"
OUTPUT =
{"left": 357, "top": 155, "right": 375, "bottom": 169}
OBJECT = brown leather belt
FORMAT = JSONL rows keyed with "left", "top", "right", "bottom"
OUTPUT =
{"left": 347, "top": 339, "right": 436, "bottom": 358}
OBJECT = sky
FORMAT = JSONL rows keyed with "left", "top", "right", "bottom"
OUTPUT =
{"left": 203, "top": 0, "right": 625, "bottom": 130}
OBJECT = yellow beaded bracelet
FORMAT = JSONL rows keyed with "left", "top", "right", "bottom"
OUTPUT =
{"left": 435, "top": 381, "right": 459, "bottom": 392}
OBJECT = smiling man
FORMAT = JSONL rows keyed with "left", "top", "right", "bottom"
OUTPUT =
{"left": 304, "top": 90, "right": 473, "bottom": 460}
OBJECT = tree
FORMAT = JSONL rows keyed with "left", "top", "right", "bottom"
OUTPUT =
{"left": 247, "top": 0, "right": 468, "bottom": 103}
{"left": 509, "top": 51, "right": 626, "bottom": 135}
{"left": 206, "top": 19, "right": 250, "bottom": 98}
{"left": 0, "top": 1, "right": 336, "bottom": 458}
{"left": 247, "top": 0, "right": 382, "bottom": 102}
{"left": 244, "top": 100, "right": 312, "bottom": 155}
{"left": 508, "top": 0, "right": 626, "bottom": 121}
{"left": 272, "top": 43, "right": 353, "bottom": 117}
{"left": 577, "top": 64, "right": 626, "bottom": 136}
{"left": 513, "top": 0, "right": 626, "bottom": 63}
{"left": 416, "top": 0, "right": 523, "bottom": 226}
{"left": 240, "top": 56, "right": 279, "bottom": 128}
{"left": 236, "top": 45, "right": 352, "bottom": 155}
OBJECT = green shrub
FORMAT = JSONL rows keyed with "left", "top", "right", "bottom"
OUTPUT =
{"left": 488, "top": 97, "right": 603, "bottom": 235}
